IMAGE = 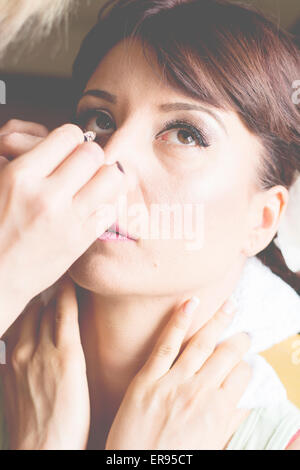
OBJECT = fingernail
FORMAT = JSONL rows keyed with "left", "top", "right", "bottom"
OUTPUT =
{"left": 116, "top": 161, "right": 125, "bottom": 174}
{"left": 183, "top": 296, "right": 200, "bottom": 315}
{"left": 223, "top": 298, "right": 238, "bottom": 315}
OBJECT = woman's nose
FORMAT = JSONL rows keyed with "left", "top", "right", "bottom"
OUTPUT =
{"left": 101, "top": 122, "right": 146, "bottom": 193}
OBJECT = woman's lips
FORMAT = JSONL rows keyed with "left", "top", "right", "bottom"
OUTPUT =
{"left": 97, "top": 223, "right": 138, "bottom": 242}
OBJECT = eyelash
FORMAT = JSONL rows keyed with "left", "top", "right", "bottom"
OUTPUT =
{"left": 160, "top": 118, "right": 210, "bottom": 148}
{"left": 73, "top": 109, "right": 210, "bottom": 149}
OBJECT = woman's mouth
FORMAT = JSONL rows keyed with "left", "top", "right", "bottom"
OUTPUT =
{"left": 97, "top": 223, "right": 138, "bottom": 242}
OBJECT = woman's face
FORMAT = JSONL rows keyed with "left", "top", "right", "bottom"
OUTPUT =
{"left": 68, "top": 38, "right": 263, "bottom": 297}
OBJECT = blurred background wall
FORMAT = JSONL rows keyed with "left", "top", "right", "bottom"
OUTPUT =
{"left": 0, "top": 0, "right": 299, "bottom": 130}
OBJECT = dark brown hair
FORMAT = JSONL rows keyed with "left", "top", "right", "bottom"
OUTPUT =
{"left": 72, "top": 0, "right": 300, "bottom": 293}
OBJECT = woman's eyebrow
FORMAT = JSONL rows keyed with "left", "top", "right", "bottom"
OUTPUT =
{"left": 159, "top": 102, "right": 227, "bottom": 134}
{"left": 81, "top": 89, "right": 117, "bottom": 104}
{"left": 80, "top": 89, "right": 227, "bottom": 134}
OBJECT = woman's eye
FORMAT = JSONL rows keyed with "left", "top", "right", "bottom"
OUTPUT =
{"left": 157, "top": 121, "right": 209, "bottom": 148}
{"left": 75, "top": 112, "right": 210, "bottom": 149}
{"left": 76, "top": 110, "right": 115, "bottom": 139}
{"left": 159, "top": 129, "right": 199, "bottom": 147}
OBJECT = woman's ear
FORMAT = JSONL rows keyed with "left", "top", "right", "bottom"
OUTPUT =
{"left": 242, "top": 185, "right": 289, "bottom": 257}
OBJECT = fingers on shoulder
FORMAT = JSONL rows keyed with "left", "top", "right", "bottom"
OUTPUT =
{"left": 55, "top": 274, "right": 77, "bottom": 315}
{"left": 219, "top": 332, "right": 251, "bottom": 360}
{"left": 9, "top": 299, "right": 44, "bottom": 368}
{"left": 54, "top": 274, "right": 80, "bottom": 349}
{"left": 221, "top": 360, "right": 252, "bottom": 404}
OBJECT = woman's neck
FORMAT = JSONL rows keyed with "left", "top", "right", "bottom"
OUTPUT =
{"left": 76, "top": 259, "right": 246, "bottom": 449}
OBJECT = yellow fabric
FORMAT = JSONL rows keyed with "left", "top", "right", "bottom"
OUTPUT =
{"left": 260, "top": 334, "right": 300, "bottom": 409}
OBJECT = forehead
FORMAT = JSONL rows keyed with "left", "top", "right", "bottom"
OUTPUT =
{"left": 84, "top": 37, "right": 178, "bottom": 100}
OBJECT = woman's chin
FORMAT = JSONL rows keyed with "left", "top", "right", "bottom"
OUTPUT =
{"left": 66, "top": 250, "right": 137, "bottom": 296}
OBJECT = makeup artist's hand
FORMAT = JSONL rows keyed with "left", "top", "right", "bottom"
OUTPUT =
{"left": 0, "top": 274, "right": 90, "bottom": 450}
{"left": 0, "top": 119, "right": 129, "bottom": 337}
{"left": 105, "top": 298, "right": 252, "bottom": 450}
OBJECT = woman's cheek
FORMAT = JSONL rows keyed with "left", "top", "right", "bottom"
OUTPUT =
{"left": 190, "top": 179, "right": 249, "bottom": 276}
